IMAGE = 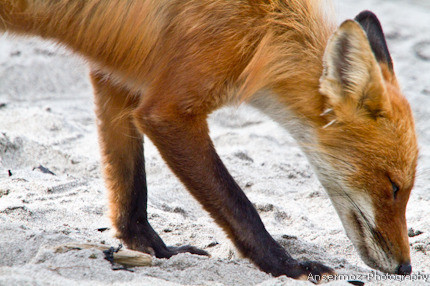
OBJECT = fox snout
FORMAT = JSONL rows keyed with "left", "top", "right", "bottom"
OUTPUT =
{"left": 346, "top": 208, "right": 411, "bottom": 275}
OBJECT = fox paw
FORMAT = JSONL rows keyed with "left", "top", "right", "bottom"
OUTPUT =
{"left": 294, "top": 261, "right": 336, "bottom": 284}
{"left": 167, "top": 245, "right": 210, "bottom": 257}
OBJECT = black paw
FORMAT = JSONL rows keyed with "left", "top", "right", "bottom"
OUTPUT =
{"left": 167, "top": 245, "right": 210, "bottom": 257}
{"left": 294, "top": 261, "right": 336, "bottom": 283}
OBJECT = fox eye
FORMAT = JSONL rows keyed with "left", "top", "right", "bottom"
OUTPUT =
{"left": 389, "top": 178, "right": 400, "bottom": 199}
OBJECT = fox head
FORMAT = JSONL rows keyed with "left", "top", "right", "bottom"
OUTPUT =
{"left": 317, "top": 11, "right": 418, "bottom": 274}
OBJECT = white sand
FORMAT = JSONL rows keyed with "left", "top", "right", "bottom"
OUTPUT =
{"left": 1, "top": 0, "right": 429, "bottom": 285}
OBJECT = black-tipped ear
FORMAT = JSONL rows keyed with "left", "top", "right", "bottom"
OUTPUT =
{"left": 355, "top": 10, "right": 393, "bottom": 71}
{"left": 320, "top": 20, "right": 390, "bottom": 119}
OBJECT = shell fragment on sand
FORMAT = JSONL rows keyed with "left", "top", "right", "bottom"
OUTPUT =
{"left": 54, "top": 243, "right": 152, "bottom": 267}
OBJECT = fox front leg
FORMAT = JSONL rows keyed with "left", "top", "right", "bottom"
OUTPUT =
{"left": 131, "top": 88, "right": 334, "bottom": 280}
{"left": 91, "top": 71, "right": 207, "bottom": 258}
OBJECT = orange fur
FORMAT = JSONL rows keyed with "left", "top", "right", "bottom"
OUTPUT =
{"left": 0, "top": 0, "right": 418, "bottom": 279}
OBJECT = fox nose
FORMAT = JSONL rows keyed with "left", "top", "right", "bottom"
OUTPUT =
{"left": 396, "top": 263, "right": 412, "bottom": 275}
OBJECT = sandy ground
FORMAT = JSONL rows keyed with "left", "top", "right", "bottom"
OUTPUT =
{"left": 1, "top": 0, "right": 429, "bottom": 285}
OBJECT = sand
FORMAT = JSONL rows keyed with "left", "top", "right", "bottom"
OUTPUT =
{"left": 1, "top": 0, "right": 429, "bottom": 285}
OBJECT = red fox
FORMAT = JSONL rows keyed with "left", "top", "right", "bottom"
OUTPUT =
{"left": 0, "top": 0, "right": 418, "bottom": 281}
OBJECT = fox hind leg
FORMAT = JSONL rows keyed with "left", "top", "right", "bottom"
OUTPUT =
{"left": 91, "top": 71, "right": 208, "bottom": 258}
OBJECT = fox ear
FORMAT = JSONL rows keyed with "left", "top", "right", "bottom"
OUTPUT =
{"left": 319, "top": 20, "right": 389, "bottom": 119}
{"left": 355, "top": 10, "right": 393, "bottom": 72}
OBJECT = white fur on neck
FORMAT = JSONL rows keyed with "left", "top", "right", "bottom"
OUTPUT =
{"left": 249, "top": 90, "right": 315, "bottom": 145}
